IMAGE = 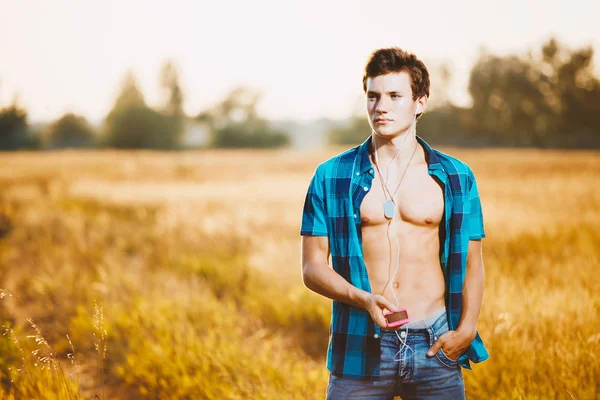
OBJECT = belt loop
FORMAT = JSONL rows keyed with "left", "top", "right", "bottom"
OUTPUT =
{"left": 426, "top": 326, "right": 434, "bottom": 346}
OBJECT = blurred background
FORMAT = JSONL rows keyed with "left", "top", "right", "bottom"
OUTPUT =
{"left": 2, "top": 0, "right": 600, "bottom": 150}
{"left": 0, "top": 1, "right": 599, "bottom": 399}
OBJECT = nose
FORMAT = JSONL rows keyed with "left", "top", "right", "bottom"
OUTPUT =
{"left": 375, "top": 96, "right": 389, "bottom": 114}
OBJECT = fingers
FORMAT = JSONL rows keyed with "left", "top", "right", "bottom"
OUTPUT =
{"left": 375, "top": 295, "right": 398, "bottom": 313}
{"left": 427, "top": 333, "right": 451, "bottom": 357}
{"left": 427, "top": 338, "right": 442, "bottom": 356}
{"left": 367, "top": 294, "right": 400, "bottom": 328}
{"left": 370, "top": 300, "right": 389, "bottom": 328}
{"left": 374, "top": 313, "right": 388, "bottom": 329}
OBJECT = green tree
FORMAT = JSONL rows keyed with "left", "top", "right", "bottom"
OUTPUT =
{"left": 111, "top": 70, "right": 146, "bottom": 110}
{"left": 103, "top": 71, "right": 171, "bottom": 149}
{"left": 44, "top": 113, "right": 96, "bottom": 148}
{"left": 467, "top": 52, "right": 552, "bottom": 146}
{"left": 415, "top": 105, "right": 472, "bottom": 146}
{"left": 467, "top": 38, "right": 600, "bottom": 147}
{"left": 197, "top": 86, "right": 290, "bottom": 148}
{"left": 159, "top": 60, "right": 185, "bottom": 148}
{"left": 0, "top": 96, "right": 36, "bottom": 150}
{"left": 540, "top": 38, "right": 600, "bottom": 147}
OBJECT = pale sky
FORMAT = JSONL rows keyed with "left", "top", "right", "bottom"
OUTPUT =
{"left": 1, "top": 0, "right": 599, "bottom": 123}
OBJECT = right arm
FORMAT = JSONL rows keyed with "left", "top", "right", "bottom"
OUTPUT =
{"left": 301, "top": 235, "right": 399, "bottom": 328}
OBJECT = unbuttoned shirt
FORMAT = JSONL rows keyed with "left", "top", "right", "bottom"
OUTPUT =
{"left": 300, "top": 135, "right": 489, "bottom": 381}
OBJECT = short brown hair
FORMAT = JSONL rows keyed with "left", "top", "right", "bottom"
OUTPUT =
{"left": 362, "top": 47, "right": 430, "bottom": 119}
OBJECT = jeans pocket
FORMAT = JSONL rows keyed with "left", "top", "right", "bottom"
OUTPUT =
{"left": 433, "top": 322, "right": 458, "bottom": 369}
{"left": 437, "top": 347, "right": 459, "bottom": 368}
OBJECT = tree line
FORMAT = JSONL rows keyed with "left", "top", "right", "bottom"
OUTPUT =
{"left": 0, "top": 60, "right": 289, "bottom": 150}
{"left": 1, "top": 37, "right": 598, "bottom": 150}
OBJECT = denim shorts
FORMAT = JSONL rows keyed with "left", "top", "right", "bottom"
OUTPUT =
{"left": 326, "top": 308, "right": 465, "bottom": 399}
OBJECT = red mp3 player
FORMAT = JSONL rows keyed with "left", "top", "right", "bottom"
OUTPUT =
{"left": 383, "top": 308, "right": 410, "bottom": 328}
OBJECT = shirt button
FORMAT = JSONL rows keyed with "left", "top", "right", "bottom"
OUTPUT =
{"left": 356, "top": 172, "right": 360, "bottom": 176}
{"left": 369, "top": 169, "right": 374, "bottom": 174}
{"left": 374, "top": 334, "right": 379, "bottom": 339}
{"left": 353, "top": 214, "right": 357, "bottom": 218}
{"left": 363, "top": 186, "right": 368, "bottom": 191}
{"left": 400, "top": 331, "right": 406, "bottom": 338}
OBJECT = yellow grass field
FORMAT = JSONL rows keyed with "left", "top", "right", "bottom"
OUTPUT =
{"left": 0, "top": 145, "right": 599, "bottom": 399}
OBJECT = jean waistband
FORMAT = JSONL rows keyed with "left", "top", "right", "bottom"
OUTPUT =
{"left": 383, "top": 307, "right": 447, "bottom": 334}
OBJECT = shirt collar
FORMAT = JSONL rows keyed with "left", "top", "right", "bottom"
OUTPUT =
{"left": 356, "top": 134, "right": 444, "bottom": 175}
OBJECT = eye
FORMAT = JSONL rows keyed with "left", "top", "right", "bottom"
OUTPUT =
{"left": 391, "top": 94, "right": 401, "bottom": 99}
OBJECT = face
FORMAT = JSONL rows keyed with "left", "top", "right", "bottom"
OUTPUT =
{"left": 365, "top": 71, "right": 427, "bottom": 139}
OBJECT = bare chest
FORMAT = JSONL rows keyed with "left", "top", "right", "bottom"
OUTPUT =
{"left": 360, "top": 164, "right": 444, "bottom": 227}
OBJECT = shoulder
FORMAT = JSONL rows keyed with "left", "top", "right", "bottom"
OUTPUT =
{"left": 431, "top": 148, "right": 478, "bottom": 193}
{"left": 433, "top": 148, "right": 475, "bottom": 177}
{"left": 314, "top": 145, "right": 360, "bottom": 178}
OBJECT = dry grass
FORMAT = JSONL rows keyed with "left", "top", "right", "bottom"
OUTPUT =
{"left": 0, "top": 145, "right": 598, "bottom": 399}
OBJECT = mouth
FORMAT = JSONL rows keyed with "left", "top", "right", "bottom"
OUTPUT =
{"left": 375, "top": 118, "right": 393, "bottom": 124}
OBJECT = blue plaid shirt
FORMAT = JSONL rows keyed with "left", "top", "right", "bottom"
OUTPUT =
{"left": 300, "top": 135, "right": 489, "bottom": 381}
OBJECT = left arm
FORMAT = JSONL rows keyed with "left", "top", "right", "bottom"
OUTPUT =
{"left": 456, "top": 239, "right": 484, "bottom": 339}
{"left": 427, "top": 240, "right": 484, "bottom": 360}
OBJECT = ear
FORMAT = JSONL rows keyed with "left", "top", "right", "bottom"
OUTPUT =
{"left": 415, "top": 95, "right": 428, "bottom": 115}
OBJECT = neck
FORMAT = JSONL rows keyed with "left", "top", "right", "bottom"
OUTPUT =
{"left": 370, "top": 129, "right": 419, "bottom": 166}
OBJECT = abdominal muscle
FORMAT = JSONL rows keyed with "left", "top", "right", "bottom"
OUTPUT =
{"left": 361, "top": 221, "right": 446, "bottom": 324}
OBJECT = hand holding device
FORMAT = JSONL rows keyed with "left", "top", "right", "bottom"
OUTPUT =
{"left": 383, "top": 308, "right": 410, "bottom": 328}
{"left": 363, "top": 293, "right": 402, "bottom": 328}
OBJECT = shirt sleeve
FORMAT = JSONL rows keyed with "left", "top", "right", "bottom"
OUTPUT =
{"left": 300, "top": 165, "right": 328, "bottom": 236}
{"left": 467, "top": 172, "right": 486, "bottom": 240}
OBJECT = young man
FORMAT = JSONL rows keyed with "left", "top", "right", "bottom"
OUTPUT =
{"left": 300, "top": 47, "right": 489, "bottom": 399}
